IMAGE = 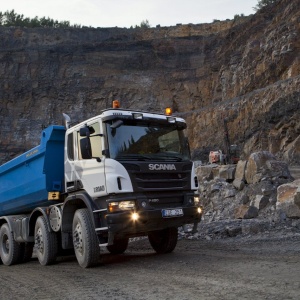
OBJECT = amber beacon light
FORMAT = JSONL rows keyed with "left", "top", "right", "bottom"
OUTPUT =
{"left": 165, "top": 107, "right": 172, "bottom": 116}
{"left": 113, "top": 100, "right": 120, "bottom": 108}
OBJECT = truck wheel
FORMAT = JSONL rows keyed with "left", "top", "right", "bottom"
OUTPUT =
{"left": 72, "top": 208, "right": 99, "bottom": 268}
{"left": 35, "top": 216, "right": 58, "bottom": 265}
{"left": 107, "top": 238, "right": 129, "bottom": 254}
{"left": 19, "top": 242, "right": 34, "bottom": 263}
{"left": 148, "top": 227, "right": 178, "bottom": 254}
{"left": 0, "top": 223, "right": 22, "bottom": 265}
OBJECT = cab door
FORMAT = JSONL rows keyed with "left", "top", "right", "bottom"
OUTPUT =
{"left": 65, "top": 121, "right": 107, "bottom": 198}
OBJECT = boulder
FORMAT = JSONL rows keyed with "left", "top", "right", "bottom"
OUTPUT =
{"left": 196, "top": 165, "right": 214, "bottom": 182}
{"left": 276, "top": 179, "right": 300, "bottom": 218}
{"left": 245, "top": 151, "right": 292, "bottom": 184}
{"left": 212, "top": 167, "right": 220, "bottom": 179}
{"left": 219, "top": 165, "right": 236, "bottom": 182}
{"left": 235, "top": 160, "right": 247, "bottom": 181}
{"left": 234, "top": 205, "right": 258, "bottom": 219}
{"left": 224, "top": 188, "right": 236, "bottom": 198}
{"left": 233, "top": 178, "right": 245, "bottom": 190}
{"left": 252, "top": 195, "right": 269, "bottom": 210}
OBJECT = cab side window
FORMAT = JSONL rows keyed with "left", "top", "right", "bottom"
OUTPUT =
{"left": 67, "top": 132, "right": 74, "bottom": 161}
{"left": 77, "top": 122, "right": 102, "bottom": 160}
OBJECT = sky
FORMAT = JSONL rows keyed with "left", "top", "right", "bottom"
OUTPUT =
{"left": 0, "top": 0, "right": 259, "bottom": 28}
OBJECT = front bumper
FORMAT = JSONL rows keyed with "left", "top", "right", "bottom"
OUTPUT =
{"left": 105, "top": 206, "right": 202, "bottom": 237}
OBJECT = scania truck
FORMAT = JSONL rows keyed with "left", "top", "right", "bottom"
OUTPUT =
{"left": 0, "top": 101, "right": 202, "bottom": 268}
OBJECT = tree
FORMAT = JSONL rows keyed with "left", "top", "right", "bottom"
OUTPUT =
{"left": 0, "top": 10, "right": 81, "bottom": 28}
{"left": 135, "top": 19, "right": 151, "bottom": 29}
{"left": 253, "top": 0, "right": 279, "bottom": 11}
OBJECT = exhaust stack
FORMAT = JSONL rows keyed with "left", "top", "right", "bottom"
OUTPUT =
{"left": 62, "top": 113, "right": 71, "bottom": 129}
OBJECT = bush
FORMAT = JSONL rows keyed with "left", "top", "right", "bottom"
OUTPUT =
{"left": 253, "top": 0, "right": 279, "bottom": 11}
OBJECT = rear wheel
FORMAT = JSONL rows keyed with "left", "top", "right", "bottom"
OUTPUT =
{"left": 72, "top": 208, "right": 99, "bottom": 268}
{"left": 148, "top": 227, "right": 178, "bottom": 254}
{"left": 34, "top": 216, "right": 58, "bottom": 265}
{"left": 0, "top": 223, "right": 22, "bottom": 265}
{"left": 107, "top": 238, "right": 129, "bottom": 254}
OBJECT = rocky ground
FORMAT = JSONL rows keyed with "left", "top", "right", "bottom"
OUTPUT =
{"left": 0, "top": 232, "right": 300, "bottom": 300}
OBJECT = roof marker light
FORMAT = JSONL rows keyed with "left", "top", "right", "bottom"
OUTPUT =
{"left": 113, "top": 100, "right": 120, "bottom": 108}
{"left": 165, "top": 107, "right": 172, "bottom": 116}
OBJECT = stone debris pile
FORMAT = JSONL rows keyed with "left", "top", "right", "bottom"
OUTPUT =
{"left": 184, "top": 151, "right": 300, "bottom": 240}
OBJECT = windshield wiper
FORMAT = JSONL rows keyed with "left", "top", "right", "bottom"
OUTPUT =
{"left": 153, "top": 153, "right": 184, "bottom": 161}
{"left": 115, "top": 153, "right": 185, "bottom": 162}
{"left": 115, "top": 154, "right": 153, "bottom": 161}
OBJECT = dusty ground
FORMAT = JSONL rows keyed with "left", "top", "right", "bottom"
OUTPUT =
{"left": 0, "top": 232, "right": 300, "bottom": 300}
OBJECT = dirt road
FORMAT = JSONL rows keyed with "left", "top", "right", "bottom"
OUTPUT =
{"left": 1, "top": 233, "right": 300, "bottom": 300}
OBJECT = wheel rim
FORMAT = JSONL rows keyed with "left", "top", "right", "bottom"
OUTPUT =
{"left": 73, "top": 222, "right": 83, "bottom": 256}
{"left": 35, "top": 228, "right": 44, "bottom": 254}
{"left": 2, "top": 234, "right": 9, "bottom": 255}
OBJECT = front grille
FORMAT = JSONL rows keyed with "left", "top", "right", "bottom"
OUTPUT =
{"left": 136, "top": 173, "right": 187, "bottom": 189}
{"left": 122, "top": 162, "right": 192, "bottom": 192}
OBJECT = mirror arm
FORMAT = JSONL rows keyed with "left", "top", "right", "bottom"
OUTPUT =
{"left": 92, "top": 157, "right": 101, "bottom": 163}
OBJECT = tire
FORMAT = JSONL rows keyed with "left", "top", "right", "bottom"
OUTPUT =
{"left": 107, "top": 238, "right": 129, "bottom": 254}
{"left": 72, "top": 208, "right": 99, "bottom": 268}
{"left": 19, "top": 242, "right": 34, "bottom": 263}
{"left": 0, "top": 223, "right": 22, "bottom": 266}
{"left": 34, "top": 216, "right": 58, "bottom": 266}
{"left": 148, "top": 227, "right": 178, "bottom": 254}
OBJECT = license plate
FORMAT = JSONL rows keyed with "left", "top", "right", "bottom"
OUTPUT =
{"left": 162, "top": 208, "right": 184, "bottom": 218}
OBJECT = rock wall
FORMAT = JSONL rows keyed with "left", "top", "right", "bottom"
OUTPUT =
{"left": 0, "top": 0, "right": 299, "bottom": 164}
{"left": 196, "top": 151, "right": 296, "bottom": 224}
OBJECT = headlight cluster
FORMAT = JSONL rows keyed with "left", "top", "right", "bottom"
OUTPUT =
{"left": 194, "top": 195, "right": 200, "bottom": 205}
{"left": 194, "top": 195, "right": 202, "bottom": 214}
{"left": 108, "top": 201, "right": 135, "bottom": 213}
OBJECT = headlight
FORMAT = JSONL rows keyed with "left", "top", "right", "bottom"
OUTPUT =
{"left": 108, "top": 201, "right": 136, "bottom": 213}
{"left": 131, "top": 212, "right": 139, "bottom": 221}
{"left": 194, "top": 195, "right": 200, "bottom": 205}
{"left": 119, "top": 201, "right": 135, "bottom": 210}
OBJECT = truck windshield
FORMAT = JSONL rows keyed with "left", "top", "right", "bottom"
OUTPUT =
{"left": 105, "top": 121, "right": 190, "bottom": 161}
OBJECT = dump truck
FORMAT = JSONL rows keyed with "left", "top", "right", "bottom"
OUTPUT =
{"left": 0, "top": 102, "right": 202, "bottom": 268}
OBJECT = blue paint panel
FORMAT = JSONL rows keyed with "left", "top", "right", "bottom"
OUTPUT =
{"left": 0, "top": 125, "right": 66, "bottom": 216}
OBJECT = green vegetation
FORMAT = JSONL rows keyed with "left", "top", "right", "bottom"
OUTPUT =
{"left": 234, "top": 14, "right": 245, "bottom": 20}
{"left": 253, "top": 0, "right": 279, "bottom": 11}
{"left": 0, "top": 10, "right": 81, "bottom": 28}
{"left": 131, "top": 19, "right": 151, "bottom": 29}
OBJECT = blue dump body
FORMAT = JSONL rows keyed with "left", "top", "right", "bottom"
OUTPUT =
{"left": 0, "top": 125, "right": 66, "bottom": 216}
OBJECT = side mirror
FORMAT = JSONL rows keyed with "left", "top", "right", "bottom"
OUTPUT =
{"left": 80, "top": 127, "right": 90, "bottom": 137}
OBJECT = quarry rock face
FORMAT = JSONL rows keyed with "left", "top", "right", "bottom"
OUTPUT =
{"left": 0, "top": 0, "right": 299, "bottom": 165}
